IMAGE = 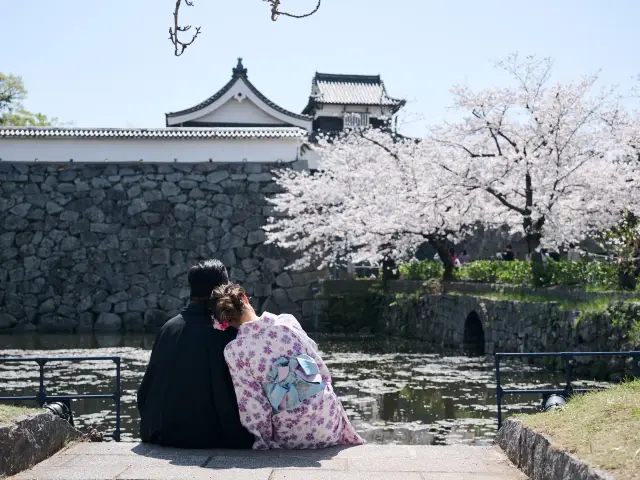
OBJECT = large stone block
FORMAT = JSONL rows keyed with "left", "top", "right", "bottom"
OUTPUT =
{"left": 220, "top": 232, "right": 245, "bottom": 250}
{"left": 0, "top": 313, "right": 18, "bottom": 330}
{"left": 287, "top": 286, "right": 312, "bottom": 302}
{"left": 247, "top": 229, "right": 267, "bottom": 245}
{"left": 206, "top": 170, "right": 230, "bottom": 184}
{"left": 94, "top": 313, "right": 123, "bottom": 331}
{"left": 10, "top": 203, "right": 32, "bottom": 217}
{"left": 275, "top": 272, "right": 293, "bottom": 288}
{"left": 0, "top": 412, "right": 82, "bottom": 478}
{"left": 212, "top": 203, "right": 234, "bottom": 219}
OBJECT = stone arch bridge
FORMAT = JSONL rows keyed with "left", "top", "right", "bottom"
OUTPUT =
{"left": 384, "top": 293, "right": 578, "bottom": 356}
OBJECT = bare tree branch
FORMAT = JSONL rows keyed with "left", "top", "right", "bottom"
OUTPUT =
{"left": 169, "top": 0, "right": 321, "bottom": 55}
{"left": 169, "top": 0, "right": 201, "bottom": 57}
{"left": 265, "top": 0, "right": 322, "bottom": 20}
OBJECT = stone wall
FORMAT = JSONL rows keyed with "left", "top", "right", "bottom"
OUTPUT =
{"left": 0, "top": 162, "right": 327, "bottom": 333}
{"left": 383, "top": 292, "right": 640, "bottom": 377}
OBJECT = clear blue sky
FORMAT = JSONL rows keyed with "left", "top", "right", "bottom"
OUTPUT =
{"left": 3, "top": 0, "right": 639, "bottom": 136}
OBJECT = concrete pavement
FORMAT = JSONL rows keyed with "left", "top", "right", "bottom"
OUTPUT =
{"left": 12, "top": 442, "right": 526, "bottom": 479}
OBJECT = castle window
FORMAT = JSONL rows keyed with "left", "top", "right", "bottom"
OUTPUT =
{"left": 343, "top": 112, "right": 370, "bottom": 130}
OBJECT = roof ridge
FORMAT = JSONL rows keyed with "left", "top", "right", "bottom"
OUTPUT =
{"left": 0, "top": 126, "right": 308, "bottom": 139}
{"left": 314, "top": 72, "right": 382, "bottom": 83}
{"left": 0, "top": 126, "right": 306, "bottom": 132}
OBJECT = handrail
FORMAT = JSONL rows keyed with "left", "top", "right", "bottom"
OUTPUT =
{"left": 0, "top": 356, "right": 121, "bottom": 441}
{"left": 495, "top": 351, "right": 640, "bottom": 429}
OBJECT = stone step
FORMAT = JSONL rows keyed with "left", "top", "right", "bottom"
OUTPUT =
{"left": 13, "top": 442, "right": 526, "bottom": 480}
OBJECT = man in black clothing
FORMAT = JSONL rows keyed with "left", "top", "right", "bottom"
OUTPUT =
{"left": 502, "top": 245, "right": 515, "bottom": 261}
{"left": 137, "top": 259, "right": 254, "bottom": 449}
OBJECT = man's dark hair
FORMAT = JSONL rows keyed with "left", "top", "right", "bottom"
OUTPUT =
{"left": 188, "top": 259, "right": 229, "bottom": 299}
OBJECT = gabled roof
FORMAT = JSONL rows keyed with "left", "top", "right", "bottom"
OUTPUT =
{"left": 166, "top": 59, "right": 312, "bottom": 129}
{"left": 0, "top": 126, "right": 307, "bottom": 139}
{"left": 302, "top": 73, "right": 406, "bottom": 115}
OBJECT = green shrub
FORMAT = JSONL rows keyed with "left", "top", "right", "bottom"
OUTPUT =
{"left": 455, "top": 260, "right": 531, "bottom": 284}
{"left": 545, "top": 260, "right": 587, "bottom": 285}
{"left": 583, "top": 261, "right": 618, "bottom": 290}
{"left": 496, "top": 260, "right": 532, "bottom": 284}
{"left": 541, "top": 261, "right": 618, "bottom": 289}
{"left": 398, "top": 258, "right": 620, "bottom": 290}
{"left": 398, "top": 260, "right": 443, "bottom": 281}
{"left": 455, "top": 260, "right": 497, "bottom": 282}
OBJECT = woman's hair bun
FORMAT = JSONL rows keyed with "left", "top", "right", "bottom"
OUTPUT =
{"left": 210, "top": 283, "right": 246, "bottom": 325}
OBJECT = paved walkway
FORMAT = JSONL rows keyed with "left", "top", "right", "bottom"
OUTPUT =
{"left": 12, "top": 442, "right": 526, "bottom": 480}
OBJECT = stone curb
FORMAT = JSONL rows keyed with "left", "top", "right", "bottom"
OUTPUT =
{"left": 0, "top": 411, "right": 81, "bottom": 478}
{"left": 496, "top": 418, "right": 615, "bottom": 480}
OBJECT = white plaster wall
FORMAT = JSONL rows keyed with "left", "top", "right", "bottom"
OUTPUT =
{"left": 0, "top": 137, "right": 303, "bottom": 163}
{"left": 195, "top": 97, "right": 285, "bottom": 125}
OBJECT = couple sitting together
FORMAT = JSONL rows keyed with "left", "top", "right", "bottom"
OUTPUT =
{"left": 137, "top": 259, "right": 363, "bottom": 450}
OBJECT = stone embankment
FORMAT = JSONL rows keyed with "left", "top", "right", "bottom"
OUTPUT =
{"left": 497, "top": 418, "right": 614, "bottom": 480}
{"left": 0, "top": 162, "right": 325, "bottom": 333}
{"left": 0, "top": 411, "right": 81, "bottom": 478}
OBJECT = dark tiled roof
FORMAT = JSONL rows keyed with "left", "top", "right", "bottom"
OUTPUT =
{"left": 0, "top": 126, "right": 307, "bottom": 139}
{"left": 166, "top": 58, "right": 312, "bottom": 124}
{"left": 302, "top": 73, "right": 405, "bottom": 114}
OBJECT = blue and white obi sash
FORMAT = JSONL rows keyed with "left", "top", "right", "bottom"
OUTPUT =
{"left": 262, "top": 354, "right": 327, "bottom": 414}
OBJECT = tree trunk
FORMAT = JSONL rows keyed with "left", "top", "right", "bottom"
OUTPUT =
{"left": 530, "top": 250, "right": 546, "bottom": 287}
{"left": 524, "top": 214, "right": 546, "bottom": 286}
{"left": 432, "top": 242, "right": 455, "bottom": 281}
{"left": 523, "top": 217, "right": 543, "bottom": 254}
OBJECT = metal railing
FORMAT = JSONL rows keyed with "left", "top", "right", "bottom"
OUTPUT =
{"left": 495, "top": 351, "right": 640, "bottom": 429}
{"left": 0, "top": 356, "right": 121, "bottom": 441}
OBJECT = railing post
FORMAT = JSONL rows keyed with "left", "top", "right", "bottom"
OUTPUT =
{"left": 35, "top": 358, "right": 48, "bottom": 407}
{"left": 114, "top": 357, "right": 121, "bottom": 442}
{"left": 563, "top": 354, "right": 572, "bottom": 396}
{"left": 495, "top": 355, "right": 503, "bottom": 430}
{"left": 632, "top": 353, "right": 639, "bottom": 379}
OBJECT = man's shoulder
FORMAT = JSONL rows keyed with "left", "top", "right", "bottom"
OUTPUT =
{"left": 161, "top": 313, "right": 186, "bottom": 329}
{"left": 154, "top": 314, "right": 187, "bottom": 338}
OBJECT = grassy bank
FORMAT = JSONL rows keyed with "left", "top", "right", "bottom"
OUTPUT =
{"left": 0, "top": 405, "right": 39, "bottom": 425}
{"left": 448, "top": 290, "right": 618, "bottom": 312}
{"left": 520, "top": 381, "right": 640, "bottom": 480}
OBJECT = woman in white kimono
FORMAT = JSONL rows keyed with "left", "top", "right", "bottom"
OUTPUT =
{"left": 211, "top": 283, "right": 363, "bottom": 450}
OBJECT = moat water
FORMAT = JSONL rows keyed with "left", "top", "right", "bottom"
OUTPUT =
{"left": 0, "top": 334, "right": 607, "bottom": 445}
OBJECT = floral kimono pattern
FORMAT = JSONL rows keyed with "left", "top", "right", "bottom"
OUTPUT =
{"left": 224, "top": 312, "right": 364, "bottom": 450}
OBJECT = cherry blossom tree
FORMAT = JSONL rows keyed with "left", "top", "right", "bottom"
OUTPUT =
{"left": 264, "top": 129, "right": 489, "bottom": 280}
{"left": 426, "top": 53, "right": 638, "bottom": 254}
{"left": 265, "top": 55, "right": 640, "bottom": 282}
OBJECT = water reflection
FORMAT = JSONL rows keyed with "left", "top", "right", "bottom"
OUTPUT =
{"left": 0, "top": 334, "right": 608, "bottom": 445}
